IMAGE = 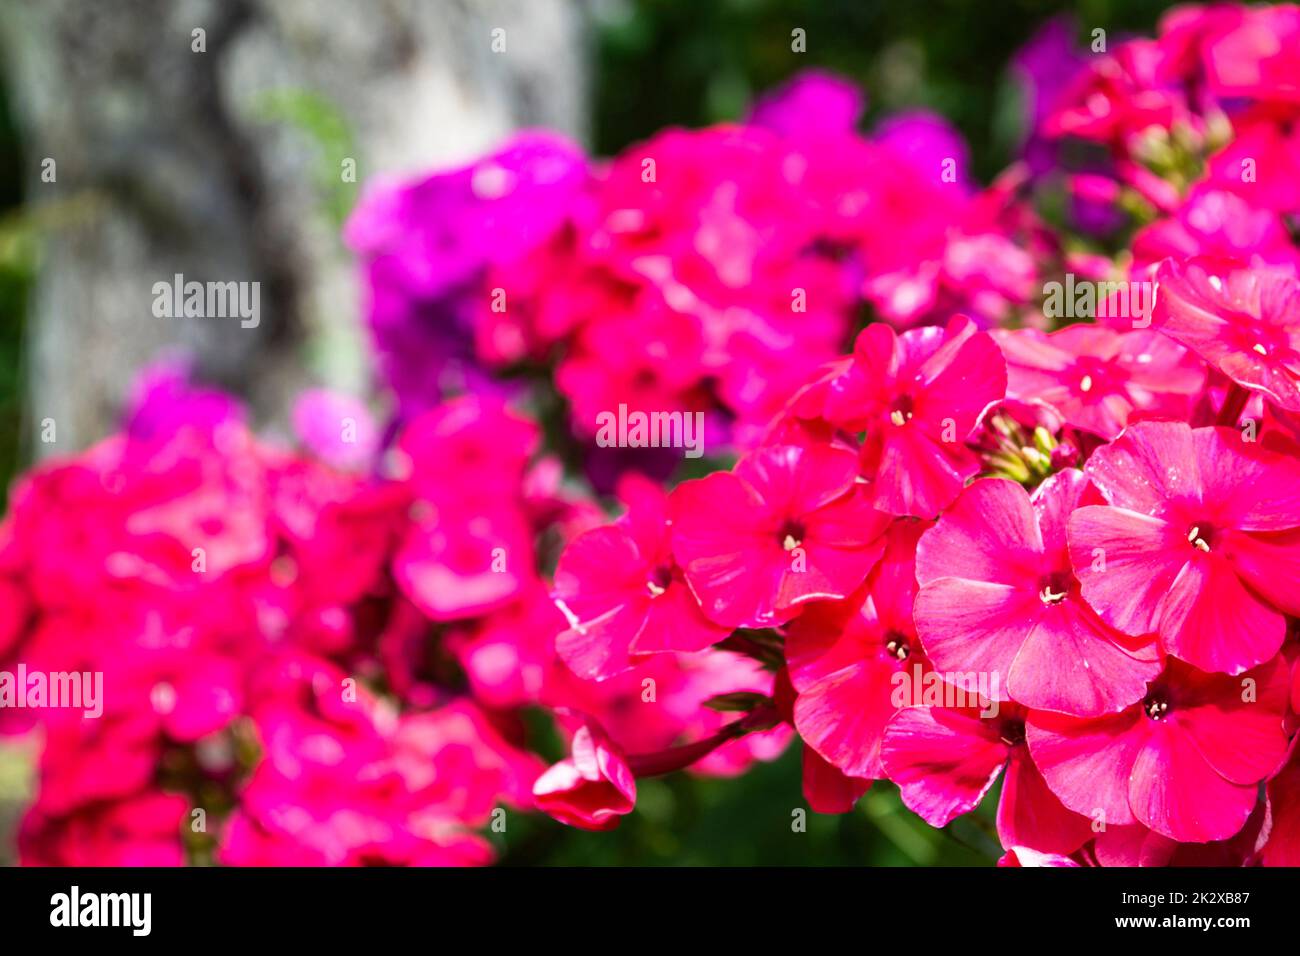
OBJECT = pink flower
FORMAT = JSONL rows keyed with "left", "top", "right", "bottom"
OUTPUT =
{"left": 1028, "top": 655, "right": 1289, "bottom": 844}
{"left": 291, "top": 389, "right": 378, "bottom": 471}
{"left": 994, "top": 326, "right": 1203, "bottom": 440}
{"left": 1044, "top": 38, "right": 1190, "bottom": 148}
{"left": 555, "top": 302, "right": 711, "bottom": 442}
{"left": 223, "top": 655, "right": 527, "bottom": 866}
{"left": 554, "top": 475, "right": 728, "bottom": 680}
{"left": 450, "top": 584, "right": 567, "bottom": 709}
{"left": 1260, "top": 743, "right": 1300, "bottom": 866}
{"left": 1153, "top": 259, "right": 1300, "bottom": 412}
{"left": 801, "top": 746, "right": 871, "bottom": 814}
{"left": 998, "top": 848, "right": 1081, "bottom": 867}
{"left": 1201, "top": 4, "right": 1300, "bottom": 104}
{"left": 788, "top": 520, "right": 926, "bottom": 779}
{"left": 748, "top": 69, "right": 865, "bottom": 138}
{"left": 881, "top": 703, "right": 1092, "bottom": 855}
{"left": 20, "top": 790, "right": 189, "bottom": 866}
{"left": 824, "top": 316, "right": 1007, "bottom": 518}
{"left": 389, "top": 700, "right": 544, "bottom": 824}
{"left": 533, "top": 716, "right": 636, "bottom": 831}
{"left": 915, "top": 471, "right": 1161, "bottom": 716}
{"left": 1206, "top": 119, "right": 1300, "bottom": 216}
{"left": 1093, "top": 817, "right": 1263, "bottom": 867}
{"left": 1068, "top": 421, "right": 1300, "bottom": 673}
{"left": 1131, "top": 190, "right": 1300, "bottom": 274}
{"left": 669, "top": 442, "right": 890, "bottom": 628}
{"left": 392, "top": 397, "right": 540, "bottom": 620}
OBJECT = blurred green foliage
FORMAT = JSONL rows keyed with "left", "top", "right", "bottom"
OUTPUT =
{"left": 253, "top": 88, "right": 360, "bottom": 232}
{"left": 0, "top": 74, "right": 26, "bottom": 510}
{"left": 500, "top": 746, "right": 1002, "bottom": 866}
{"left": 592, "top": 0, "right": 1176, "bottom": 176}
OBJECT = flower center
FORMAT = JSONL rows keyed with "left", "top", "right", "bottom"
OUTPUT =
{"left": 1144, "top": 692, "right": 1170, "bottom": 721}
{"left": 999, "top": 718, "right": 1026, "bottom": 748}
{"left": 780, "top": 520, "right": 806, "bottom": 552}
{"left": 1037, "top": 571, "right": 1071, "bottom": 605}
{"left": 883, "top": 631, "right": 911, "bottom": 662}
{"left": 645, "top": 565, "right": 672, "bottom": 597}
{"left": 889, "top": 394, "right": 915, "bottom": 427}
{"left": 1229, "top": 318, "right": 1293, "bottom": 367}
{"left": 1071, "top": 356, "right": 1123, "bottom": 400}
{"left": 1186, "top": 523, "right": 1213, "bottom": 553}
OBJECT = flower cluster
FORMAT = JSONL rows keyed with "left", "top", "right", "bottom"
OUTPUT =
{"left": 6, "top": 3, "right": 1300, "bottom": 868}
{"left": 529, "top": 7, "right": 1300, "bottom": 865}
{"left": 1, "top": 366, "right": 785, "bottom": 865}
{"left": 347, "top": 71, "right": 1045, "bottom": 460}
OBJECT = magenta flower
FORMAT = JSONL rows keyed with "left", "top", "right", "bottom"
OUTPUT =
{"left": 824, "top": 316, "right": 1007, "bottom": 518}
{"left": 1068, "top": 421, "right": 1300, "bottom": 673}
{"left": 748, "top": 69, "right": 865, "bottom": 138}
{"left": 882, "top": 703, "right": 1093, "bottom": 855}
{"left": 788, "top": 520, "right": 926, "bottom": 779}
{"left": 915, "top": 471, "right": 1161, "bottom": 716}
{"left": 533, "top": 715, "right": 637, "bottom": 831}
{"left": 19, "top": 790, "right": 189, "bottom": 867}
{"left": 223, "top": 655, "right": 533, "bottom": 866}
{"left": 1028, "top": 655, "right": 1290, "bottom": 843}
{"left": 291, "top": 389, "right": 378, "bottom": 472}
{"left": 1207, "top": 119, "right": 1300, "bottom": 216}
{"left": 1260, "top": 745, "right": 1300, "bottom": 866}
{"left": 392, "top": 397, "right": 541, "bottom": 620}
{"left": 553, "top": 476, "right": 728, "bottom": 680}
{"left": 1131, "top": 189, "right": 1300, "bottom": 274}
{"left": 998, "top": 848, "right": 1081, "bottom": 867}
{"left": 1092, "top": 817, "right": 1263, "bottom": 867}
{"left": 801, "top": 746, "right": 871, "bottom": 814}
{"left": 344, "top": 132, "right": 588, "bottom": 416}
{"left": 1201, "top": 4, "right": 1300, "bottom": 104}
{"left": 994, "top": 326, "right": 1203, "bottom": 440}
{"left": 669, "top": 442, "right": 890, "bottom": 629}
{"left": 1154, "top": 259, "right": 1300, "bottom": 412}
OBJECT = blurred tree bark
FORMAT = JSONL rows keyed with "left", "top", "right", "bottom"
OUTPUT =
{"left": 0, "top": 0, "right": 588, "bottom": 456}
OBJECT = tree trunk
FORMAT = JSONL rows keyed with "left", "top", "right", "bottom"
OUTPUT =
{"left": 0, "top": 0, "right": 589, "bottom": 456}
